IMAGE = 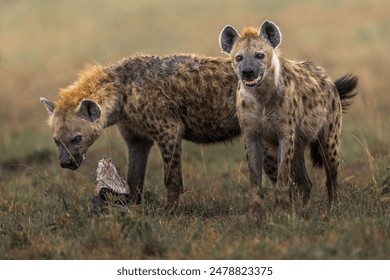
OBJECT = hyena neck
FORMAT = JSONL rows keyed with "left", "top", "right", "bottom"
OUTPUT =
{"left": 101, "top": 83, "right": 123, "bottom": 128}
{"left": 57, "top": 64, "right": 122, "bottom": 128}
{"left": 271, "top": 51, "right": 282, "bottom": 87}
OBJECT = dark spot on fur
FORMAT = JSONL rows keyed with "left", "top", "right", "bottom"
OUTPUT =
{"left": 332, "top": 99, "right": 336, "bottom": 110}
{"left": 265, "top": 164, "right": 273, "bottom": 171}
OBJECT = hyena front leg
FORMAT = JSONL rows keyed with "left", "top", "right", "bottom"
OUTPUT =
{"left": 244, "top": 133, "right": 266, "bottom": 216}
{"left": 118, "top": 124, "right": 154, "bottom": 204}
{"left": 275, "top": 132, "right": 295, "bottom": 210}
{"left": 154, "top": 123, "right": 184, "bottom": 210}
{"left": 126, "top": 135, "right": 153, "bottom": 204}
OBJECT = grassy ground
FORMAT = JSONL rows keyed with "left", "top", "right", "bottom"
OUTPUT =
{"left": 0, "top": 0, "right": 389, "bottom": 259}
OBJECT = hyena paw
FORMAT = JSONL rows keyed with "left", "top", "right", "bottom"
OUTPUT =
{"left": 249, "top": 197, "right": 267, "bottom": 219}
{"left": 163, "top": 193, "right": 181, "bottom": 213}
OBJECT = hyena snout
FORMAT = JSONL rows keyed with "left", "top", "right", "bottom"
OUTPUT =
{"left": 241, "top": 67, "right": 257, "bottom": 79}
{"left": 239, "top": 62, "right": 263, "bottom": 87}
{"left": 59, "top": 146, "right": 83, "bottom": 170}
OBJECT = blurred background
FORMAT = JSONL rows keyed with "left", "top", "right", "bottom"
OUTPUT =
{"left": 0, "top": 0, "right": 389, "bottom": 187}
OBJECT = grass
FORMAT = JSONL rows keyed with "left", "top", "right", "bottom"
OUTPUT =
{"left": 0, "top": 0, "right": 389, "bottom": 259}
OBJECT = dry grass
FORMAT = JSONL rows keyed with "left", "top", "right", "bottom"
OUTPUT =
{"left": 0, "top": 0, "right": 389, "bottom": 259}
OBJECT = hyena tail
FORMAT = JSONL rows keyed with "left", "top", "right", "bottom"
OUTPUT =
{"left": 310, "top": 74, "right": 358, "bottom": 168}
{"left": 335, "top": 74, "right": 358, "bottom": 112}
{"left": 310, "top": 139, "right": 324, "bottom": 168}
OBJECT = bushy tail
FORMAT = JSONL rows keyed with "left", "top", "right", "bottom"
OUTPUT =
{"left": 310, "top": 139, "right": 324, "bottom": 168}
{"left": 335, "top": 74, "right": 358, "bottom": 112}
{"left": 310, "top": 74, "right": 358, "bottom": 168}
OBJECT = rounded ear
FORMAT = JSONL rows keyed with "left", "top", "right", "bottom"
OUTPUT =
{"left": 76, "top": 99, "right": 101, "bottom": 122}
{"left": 259, "top": 20, "right": 282, "bottom": 49}
{"left": 40, "top": 97, "right": 56, "bottom": 117}
{"left": 219, "top": 25, "right": 240, "bottom": 54}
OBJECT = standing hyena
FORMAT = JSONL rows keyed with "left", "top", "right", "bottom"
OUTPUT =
{"left": 219, "top": 20, "right": 358, "bottom": 213}
{"left": 40, "top": 54, "right": 242, "bottom": 209}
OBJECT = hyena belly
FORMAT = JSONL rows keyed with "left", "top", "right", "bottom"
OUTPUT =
{"left": 180, "top": 87, "right": 241, "bottom": 143}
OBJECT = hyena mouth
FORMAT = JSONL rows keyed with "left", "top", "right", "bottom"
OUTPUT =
{"left": 243, "top": 75, "right": 263, "bottom": 87}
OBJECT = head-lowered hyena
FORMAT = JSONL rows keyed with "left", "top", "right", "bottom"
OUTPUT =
{"left": 40, "top": 54, "right": 241, "bottom": 209}
{"left": 220, "top": 20, "right": 358, "bottom": 213}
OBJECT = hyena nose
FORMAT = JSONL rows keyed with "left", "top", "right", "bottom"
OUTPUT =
{"left": 60, "top": 159, "right": 78, "bottom": 170}
{"left": 60, "top": 153, "right": 79, "bottom": 170}
{"left": 242, "top": 68, "right": 255, "bottom": 79}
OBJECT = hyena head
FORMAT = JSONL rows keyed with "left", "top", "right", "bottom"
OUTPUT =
{"left": 40, "top": 98, "right": 102, "bottom": 170}
{"left": 219, "top": 20, "right": 282, "bottom": 87}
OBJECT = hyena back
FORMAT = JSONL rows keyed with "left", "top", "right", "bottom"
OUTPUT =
{"left": 220, "top": 20, "right": 358, "bottom": 213}
{"left": 41, "top": 54, "right": 241, "bottom": 208}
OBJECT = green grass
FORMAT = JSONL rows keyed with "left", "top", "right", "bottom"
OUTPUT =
{"left": 0, "top": 0, "right": 389, "bottom": 259}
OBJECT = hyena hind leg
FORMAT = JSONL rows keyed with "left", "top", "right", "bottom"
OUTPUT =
{"left": 323, "top": 119, "right": 341, "bottom": 205}
{"left": 312, "top": 119, "right": 341, "bottom": 206}
{"left": 262, "top": 144, "right": 278, "bottom": 184}
{"left": 154, "top": 122, "right": 185, "bottom": 210}
{"left": 292, "top": 146, "right": 313, "bottom": 206}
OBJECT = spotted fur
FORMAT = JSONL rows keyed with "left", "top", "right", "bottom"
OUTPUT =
{"left": 220, "top": 20, "right": 358, "bottom": 213}
{"left": 41, "top": 54, "right": 241, "bottom": 209}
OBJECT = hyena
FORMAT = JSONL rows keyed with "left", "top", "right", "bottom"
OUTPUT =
{"left": 40, "top": 54, "right": 241, "bottom": 209}
{"left": 219, "top": 20, "right": 358, "bottom": 212}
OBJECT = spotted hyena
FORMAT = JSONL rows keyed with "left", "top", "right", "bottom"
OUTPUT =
{"left": 40, "top": 54, "right": 241, "bottom": 209}
{"left": 219, "top": 20, "right": 358, "bottom": 212}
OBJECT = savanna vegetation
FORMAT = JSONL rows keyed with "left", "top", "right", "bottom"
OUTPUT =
{"left": 0, "top": 0, "right": 389, "bottom": 259}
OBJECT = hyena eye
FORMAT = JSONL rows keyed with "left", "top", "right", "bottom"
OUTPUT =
{"left": 255, "top": 53, "right": 265, "bottom": 59}
{"left": 235, "top": 55, "right": 243, "bottom": 62}
{"left": 71, "top": 135, "right": 82, "bottom": 144}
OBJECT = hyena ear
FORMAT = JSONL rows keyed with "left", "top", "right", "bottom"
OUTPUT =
{"left": 76, "top": 99, "right": 101, "bottom": 122}
{"left": 40, "top": 97, "right": 56, "bottom": 117}
{"left": 259, "top": 20, "right": 282, "bottom": 49}
{"left": 219, "top": 25, "right": 240, "bottom": 54}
